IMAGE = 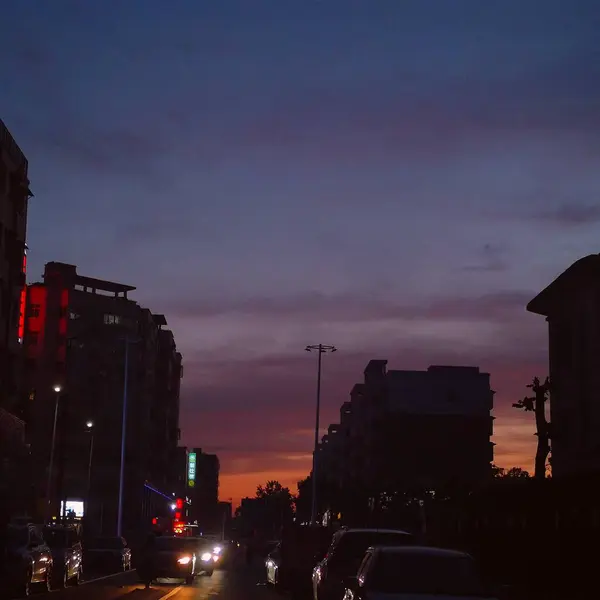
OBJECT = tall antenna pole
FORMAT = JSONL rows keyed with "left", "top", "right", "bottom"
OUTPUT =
{"left": 305, "top": 344, "right": 337, "bottom": 526}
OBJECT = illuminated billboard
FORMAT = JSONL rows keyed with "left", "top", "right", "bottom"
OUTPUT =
{"left": 187, "top": 451, "right": 196, "bottom": 487}
{"left": 60, "top": 499, "right": 84, "bottom": 518}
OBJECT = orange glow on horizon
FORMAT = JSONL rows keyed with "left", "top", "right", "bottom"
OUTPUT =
{"left": 219, "top": 420, "right": 538, "bottom": 509}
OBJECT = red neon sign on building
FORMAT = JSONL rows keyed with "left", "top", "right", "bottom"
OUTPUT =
{"left": 17, "top": 247, "right": 27, "bottom": 343}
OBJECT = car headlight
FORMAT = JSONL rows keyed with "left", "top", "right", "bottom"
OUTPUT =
{"left": 201, "top": 552, "right": 212, "bottom": 562}
{"left": 177, "top": 556, "right": 192, "bottom": 565}
{"left": 213, "top": 545, "right": 222, "bottom": 554}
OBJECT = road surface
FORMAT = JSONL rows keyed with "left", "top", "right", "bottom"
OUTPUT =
{"left": 23, "top": 562, "right": 299, "bottom": 600}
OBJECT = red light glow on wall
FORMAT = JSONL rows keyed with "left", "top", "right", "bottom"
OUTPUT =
{"left": 17, "top": 249, "right": 27, "bottom": 343}
{"left": 26, "top": 286, "right": 48, "bottom": 359}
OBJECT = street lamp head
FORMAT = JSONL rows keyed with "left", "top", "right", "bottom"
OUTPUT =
{"left": 86, "top": 421, "right": 94, "bottom": 429}
{"left": 305, "top": 346, "right": 311, "bottom": 352}
{"left": 53, "top": 385, "right": 62, "bottom": 393}
{"left": 331, "top": 347, "right": 337, "bottom": 352}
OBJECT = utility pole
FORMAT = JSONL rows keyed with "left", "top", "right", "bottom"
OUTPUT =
{"left": 45, "top": 385, "right": 62, "bottom": 523}
{"left": 85, "top": 421, "right": 94, "bottom": 519}
{"left": 305, "top": 344, "right": 337, "bottom": 526}
{"left": 117, "top": 335, "right": 139, "bottom": 537}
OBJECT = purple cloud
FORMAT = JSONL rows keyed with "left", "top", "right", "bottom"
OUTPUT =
{"left": 532, "top": 204, "right": 600, "bottom": 227}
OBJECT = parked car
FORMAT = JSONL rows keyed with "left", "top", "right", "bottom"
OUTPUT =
{"left": 0, "top": 523, "right": 54, "bottom": 597}
{"left": 85, "top": 536, "right": 132, "bottom": 571}
{"left": 342, "top": 546, "right": 503, "bottom": 600}
{"left": 43, "top": 525, "right": 83, "bottom": 587}
{"left": 267, "top": 525, "right": 331, "bottom": 594}
{"left": 312, "top": 528, "right": 414, "bottom": 600}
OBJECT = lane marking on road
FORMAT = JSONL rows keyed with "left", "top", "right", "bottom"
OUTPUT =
{"left": 81, "top": 569, "right": 137, "bottom": 585}
{"left": 158, "top": 586, "right": 182, "bottom": 600}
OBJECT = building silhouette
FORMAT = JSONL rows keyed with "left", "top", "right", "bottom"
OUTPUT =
{"left": 0, "top": 119, "right": 32, "bottom": 520}
{"left": 23, "top": 261, "right": 182, "bottom": 534}
{"left": 318, "top": 360, "right": 494, "bottom": 511}
{"left": 0, "top": 118, "right": 31, "bottom": 414}
{"left": 528, "top": 254, "right": 600, "bottom": 477}
{"left": 176, "top": 446, "right": 220, "bottom": 532}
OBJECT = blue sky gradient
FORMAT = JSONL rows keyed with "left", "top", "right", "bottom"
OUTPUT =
{"left": 2, "top": 0, "right": 599, "bottom": 502}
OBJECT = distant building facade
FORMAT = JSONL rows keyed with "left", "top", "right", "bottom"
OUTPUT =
{"left": 318, "top": 360, "right": 494, "bottom": 505}
{"left": 0, "top": 119, "right": 31, "bottom": 414}
{"left": 23, "top": 261, "right": 182, "bottom": 534}
{"left": 178, "top": 446, "right": 220, "bottom": 532}
{"left": 218, "top": 501, "right": 232, "bottom": 538}
{"left": 528, "top": 254, "right": 600, "bottom": 477}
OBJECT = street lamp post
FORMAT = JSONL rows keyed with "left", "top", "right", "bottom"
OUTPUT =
{"left": 45, "top": 384, "right": 62, "bottom": 523}
{"left": 305, "top": 344, "right": 337, "bottom": 526}
{"left": 117, "top": 335, "right": 139, "bottom": 537}
{"left": 86, "top": 421, "right": 94, "bottom": 518}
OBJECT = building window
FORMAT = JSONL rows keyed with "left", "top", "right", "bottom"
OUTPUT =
{"left": 29, "top": 304, "right": 40, "bottom": 318}
{"left": 104, "top": 314, "right": 121, "bottom": 325}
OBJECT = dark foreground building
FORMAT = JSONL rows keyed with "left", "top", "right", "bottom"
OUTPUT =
{"left": 0, "top": 407, "right": 30, "bottom": 522}
{"left": 528, "top": 254, "right": 600, "bottom": 478}
{"left": 24, "top": 262, "right": 182, "bottom": 535}
{"left": 0, "top": 118, "right": 31, "bottom": 414}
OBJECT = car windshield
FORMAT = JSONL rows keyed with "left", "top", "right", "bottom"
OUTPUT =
{"left": 156, "top": 537, "right": 196, "bottom": 552}
{"left": 5, "top": 527, "right": 29, "bottom": 548}
{"left": 369, "top": 552, "right": 486, "bottom": 596}
{"left": 334, "top": 531, "right": 412, "bottom": 563}
{"left": 43, "top": 529, "right": 71, "bottom": 548}
{"left": 92, "top": 538, "right": 123, "bottom": 550}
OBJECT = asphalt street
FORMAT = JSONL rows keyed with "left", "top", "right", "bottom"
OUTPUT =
{"left": 24, "top": 561, "right": 301, "bottom": 600}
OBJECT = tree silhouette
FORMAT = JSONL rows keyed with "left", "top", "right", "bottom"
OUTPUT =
{"left": 256, "top": 480, "right": 291, "bottom": 499}
{"left": 504, "top": 467, "right": 530, "bottom": 479}
{"left": 513, "top": 377, "right": 551, "bottom": 480}
{"left": 491, "top": 464, "right": 505, "bottom": 478}
{"left": 255, "top": 480, "right": 294, "bottom": 534}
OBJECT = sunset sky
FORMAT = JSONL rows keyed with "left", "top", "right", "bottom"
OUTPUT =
{"left": 1, "top": 1, "right": 599, "bottom": 507}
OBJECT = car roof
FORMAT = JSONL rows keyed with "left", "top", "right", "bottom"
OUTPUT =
{"left": 341, "top": 528, "right": 412, "bottom": 535}
{"left": 369, "top": 545, "right": 472, "bottom": 559}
